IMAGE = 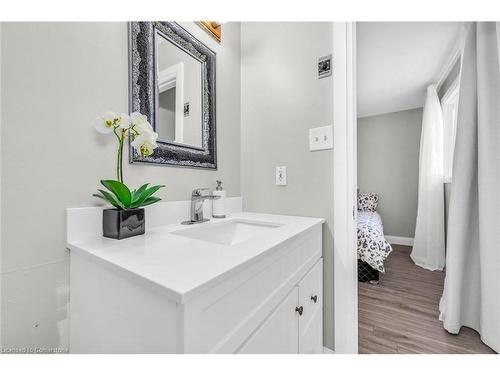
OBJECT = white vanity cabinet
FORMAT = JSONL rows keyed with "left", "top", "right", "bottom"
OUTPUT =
{"left": 68, "top": 212, "right": 324, "bottom": 354}
{"left": 237, "top": 259, "right": 323, "bottom": 354}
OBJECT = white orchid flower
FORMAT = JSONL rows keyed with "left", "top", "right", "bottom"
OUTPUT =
{"left": 130, "top": 112, "right": 154, "bottom": 137}
{"left": 93, "top": 110, "right": 160, "bottom": 182}
{"left": 116, "top": 113, "right": 132, "bottom": 130}
{"left": 130, "top": 112, "right": 148, "bottom": 126}
{"left": 131, "top": 132, "right": 158, "bottom": 158}
{"left": 95, "top": 110, "right": 119, "bottom": 134}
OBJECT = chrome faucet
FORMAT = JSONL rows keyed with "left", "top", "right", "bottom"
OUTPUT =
{"left": 181, "top": 188, "right": 220, "bottom": 225}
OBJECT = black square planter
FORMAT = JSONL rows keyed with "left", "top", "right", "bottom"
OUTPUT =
{"left": 103, "top": 208, "right": 145, "bottom": 240}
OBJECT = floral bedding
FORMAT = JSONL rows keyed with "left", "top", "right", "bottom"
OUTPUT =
{"left": 358, "top": 192, "right": 379, "bottom": 212}
{"left": 357, "top": 210, "right": 393, "bottom": 273}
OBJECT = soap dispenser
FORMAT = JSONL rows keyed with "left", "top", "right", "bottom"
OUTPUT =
{"left": 212, "top": 180, "right": 226, "bottom": 218}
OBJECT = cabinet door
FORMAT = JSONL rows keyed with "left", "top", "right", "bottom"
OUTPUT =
{"left": 237, "top": 287, "right": 299, "bottom": 354}
{"left": 298, "top": 259, "right": 323, "bottom": 354}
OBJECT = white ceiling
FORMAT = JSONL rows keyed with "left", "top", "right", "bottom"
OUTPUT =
{"left": 357, "top": 22, "right": 463, "bottom": 118}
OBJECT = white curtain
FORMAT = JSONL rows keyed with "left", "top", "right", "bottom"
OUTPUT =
{"left": 410, "top": 85, "right": 445, "bottom": 271}
{"left": 439, "top": 22, "right": 500, "bottom": 353}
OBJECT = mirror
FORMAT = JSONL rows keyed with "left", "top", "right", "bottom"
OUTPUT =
{"left": 156, "top": 30, "right": 203, "bottom": 149}
{"left": 129, "top": 22, "right": 217, "bottom": 169}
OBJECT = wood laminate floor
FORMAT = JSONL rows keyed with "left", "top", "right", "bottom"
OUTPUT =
{"left": 358, "top": 245, "right": 496, "bottom": 354}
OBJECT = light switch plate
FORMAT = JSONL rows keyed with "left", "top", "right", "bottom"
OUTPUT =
{"left": 275, "top": 166, "right": 287, "bottom": 186}
{"left": 309, "top": 125, "right": 333, "bottom": 151}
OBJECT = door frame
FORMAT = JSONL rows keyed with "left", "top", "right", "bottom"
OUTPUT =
{"left": 333, "top": 22, "right": 358, "bottom": 354}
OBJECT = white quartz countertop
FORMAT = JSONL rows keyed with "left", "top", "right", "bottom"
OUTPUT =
{"left": 67, "top": 212, "right": 324, "bottom": 303}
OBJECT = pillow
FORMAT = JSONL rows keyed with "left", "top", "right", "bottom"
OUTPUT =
{"left": 358, "top": 193, "right": 379, "bottom": 212}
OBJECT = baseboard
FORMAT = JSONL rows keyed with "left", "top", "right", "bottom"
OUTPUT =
{"left": 323, "top": 346, "right": 335, "bottom": 354}
{"left": 385, "top": 235, "right": 414, "bottom": 247}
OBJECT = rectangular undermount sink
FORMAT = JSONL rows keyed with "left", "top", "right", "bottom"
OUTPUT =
{"left": 171, "top": 219, "right": 283, "bottom": 246}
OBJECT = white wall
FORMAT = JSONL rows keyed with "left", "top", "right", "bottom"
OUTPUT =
{"left": 240, "top": 22, "right": 334, "bottom": 350}
{"left": 357, "top": 108, "right": 422, "bottom": 238}
{"left": 357, "top": 22, "right": 463, "bottom": 118}
{"left": 0, "top": 22, "right": 241, "bottom": 351}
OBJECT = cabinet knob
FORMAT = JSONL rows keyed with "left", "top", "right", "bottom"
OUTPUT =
{"left": 311, "top": 295, "right": 318, "bottom": 303}
{"left": 295, "top": 306, "right": 304, "bottom": 316}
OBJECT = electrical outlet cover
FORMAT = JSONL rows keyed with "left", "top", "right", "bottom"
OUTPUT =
{"left": 275, "top": 166, "right": 287, "bottom": 186}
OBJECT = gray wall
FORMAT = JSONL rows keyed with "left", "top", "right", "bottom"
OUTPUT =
{"left": 0, "top": 22, "right": 241, "bottom": 350}
{"left": 240, "top": 22, "right": 334, "bottom": 349}
{"left": 357, "top": 108, "right": 422, "bottom": 238}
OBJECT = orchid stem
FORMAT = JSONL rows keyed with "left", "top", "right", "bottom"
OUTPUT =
{"left": 119, "top": 132, "right": 124, "bottom": 183}
{"left": 116, "top": 138, "right": 121, "bottom": 182}
{"left": 115, "top": 129, "right": 125, "bottom": 183}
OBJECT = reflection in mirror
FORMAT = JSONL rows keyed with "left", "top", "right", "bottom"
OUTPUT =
{"left": 156, "top": 30, "right": 203, "bottom": 149}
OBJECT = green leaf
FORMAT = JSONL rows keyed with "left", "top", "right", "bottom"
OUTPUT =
{"left": 93, "top": 192, "right": 123, "bottom": 209}
{"left": 101, "top": 180, "right": 132, "bottom": 208}
{"left": 142, "top": 184, "right": 165, "bottom": 200}
{"left": 97, "top": 189, "right": 124, "bottom": 209}
{"left": 138, "top": 196, "right": 162, "bottom": 207}
{"left": 131, "top": 183, "right": 149, "bottom": 205}
{"left": 97, "top": 189, "right": 125, "bottom": 209}
{"left": 130, "top": 184, "right": 165, "bottom": 208}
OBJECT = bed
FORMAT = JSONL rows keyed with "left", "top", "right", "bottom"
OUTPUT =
{"left": 357, "top": 193, "right": 393, "bottom": 282}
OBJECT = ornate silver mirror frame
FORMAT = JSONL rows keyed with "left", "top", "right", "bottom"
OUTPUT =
{"left": 128, "top": 22, "right": 217, "bottom": 169}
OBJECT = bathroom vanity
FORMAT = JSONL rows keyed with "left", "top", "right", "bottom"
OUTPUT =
{"left": 67, "top": 204, "right": 324, "bottom": 353}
